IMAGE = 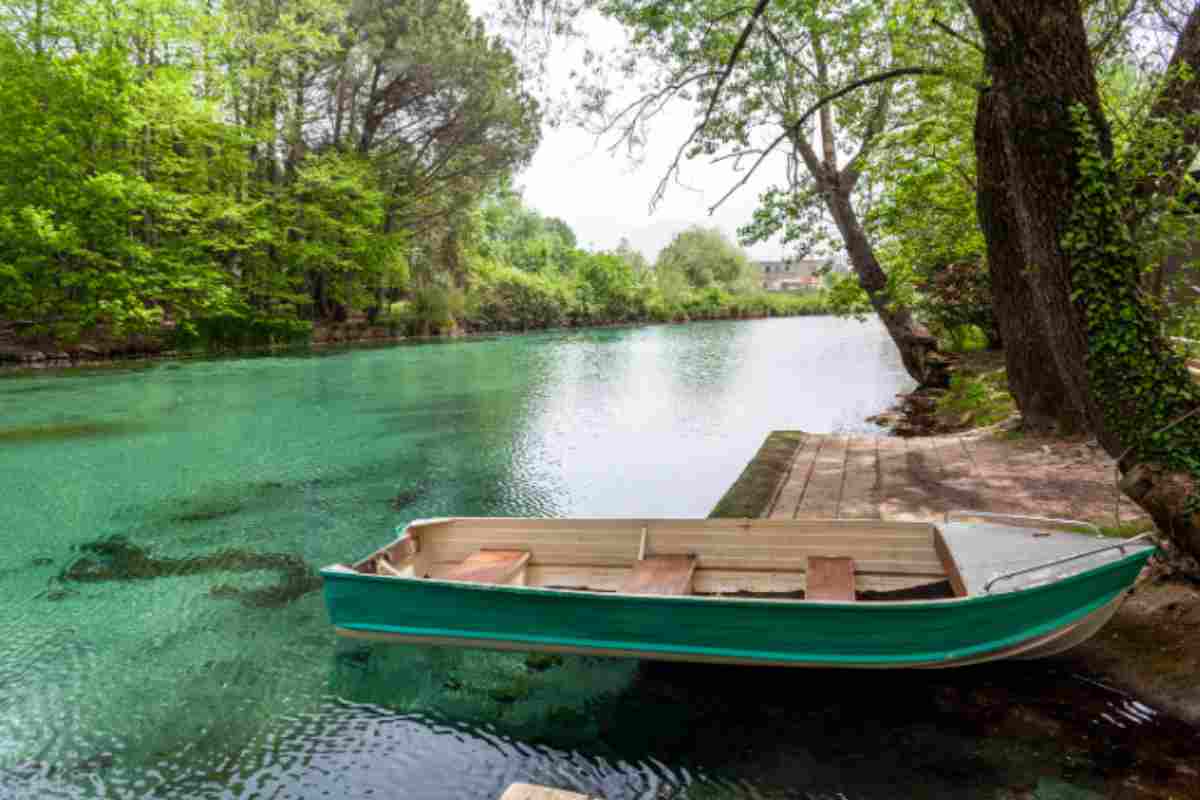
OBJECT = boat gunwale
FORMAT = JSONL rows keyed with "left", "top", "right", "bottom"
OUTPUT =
{"left": 320, "top": 519, "right": 1156, "bottom": 611}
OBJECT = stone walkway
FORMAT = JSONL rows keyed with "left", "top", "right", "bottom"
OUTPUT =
{"left": 764, "top": 431, "right": 1147, "bottom": 525}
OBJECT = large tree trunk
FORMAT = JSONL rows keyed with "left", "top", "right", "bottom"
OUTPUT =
{"left": 974, "top": 88, "right": 1087, "bottom": 433}
{"left": 826, "top": 187, "right": 950, "bottom": 388}
{"left": 968, "top": 0, "right": 1200, "bottom": 560}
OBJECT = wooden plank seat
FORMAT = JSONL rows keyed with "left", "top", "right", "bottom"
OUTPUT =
{"left": 375, "top": 556, "right": 413, "bottom": 578}
{"left": 618, "top": 554, "right": 697, "bottom": 595}
{"left": 443, "top": 549, "right": 530, "bottom": 585}
{"left": 806, "top": 556, "right": 857, "bottom": 602}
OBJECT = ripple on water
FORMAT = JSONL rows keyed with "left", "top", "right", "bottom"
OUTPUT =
{"left": 4, "top": 319, "right": 1198, "bottom": 799}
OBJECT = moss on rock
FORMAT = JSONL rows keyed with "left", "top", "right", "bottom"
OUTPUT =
{"left": 708, "top": 431, "right": 804, "bottom": 519}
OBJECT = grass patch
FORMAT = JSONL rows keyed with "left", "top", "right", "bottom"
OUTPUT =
{"left": 708, "top": 431, "right": 805, "bottom": 519}
{"left": 935, "top": 364, "right": 1017, "bottom": 431}
{"left": 941, "top": 324, "right": 991, "bottom": 353}
{"left": 1097, "top": 519, "right": 1157, "bottom": 539}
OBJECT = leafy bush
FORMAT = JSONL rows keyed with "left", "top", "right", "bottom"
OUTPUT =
{"left": 465, "top": 261, "right": 571, "bottom": 330}
{"left": 571, "top": 252, "right": 643, "bottom": 323}
{"left": 405, "top": 286, "right": 465, "bottom": 336}
{"left": 915, "top": 259, "right": 1000, "bottom": 349}
{"left": 935, "top": 368, "right": 1017, "bottom": 429}
{"left": 179, "top": 314, "right": 312, "bottom": 351}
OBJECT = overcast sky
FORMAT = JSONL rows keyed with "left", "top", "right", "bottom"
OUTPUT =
{"left": 482, "top": 8, "right": 796, "bottom": 262}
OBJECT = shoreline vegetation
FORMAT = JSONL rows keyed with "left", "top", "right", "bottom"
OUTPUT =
{"left": 0, "top": 291, "right": 833, "bottom": 372}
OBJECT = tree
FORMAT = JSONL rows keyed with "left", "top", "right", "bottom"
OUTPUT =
{"left": 0, "top": 0, "right": 542, "bottom": 339}
{"left": 323, "top": 0, "right": 541, "bottom": 232}
{"left": 588, "top": 0, "right": 952, "bottom": 386}
{"left": 501, "top": 0, "right": 1200, "bottom": 558}
{"left": 614, "top": 237, "right": 650, "bottom": 276}
{"left": 478, "top": 189, "right": 580, "bottom": 273}
{"left": 654, "top": 226, "right": 752, "bottom": 290}
{"left": 965, "top": 1, "right": 1200, "bottom": 558}
{"left": 0, "top": 0, "right": 241, "bottom": 339}
{"left": 864, "top": 46, "right": 1074, "bottom": 415}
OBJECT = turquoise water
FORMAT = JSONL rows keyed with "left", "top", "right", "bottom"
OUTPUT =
{"left": 1, "top": 318, "right": 1194, "bottom": 798}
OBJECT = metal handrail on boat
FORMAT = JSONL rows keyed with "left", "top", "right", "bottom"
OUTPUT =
{"left": 981, "top": 533, "right": 1156, "bottom": 593}
{"left": 943, "top": 509, "right": 1102, "bottom": 535}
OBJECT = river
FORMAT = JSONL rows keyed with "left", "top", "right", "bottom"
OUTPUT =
{"left": 1, "top": 317, "right": 1194, "bottom": 799}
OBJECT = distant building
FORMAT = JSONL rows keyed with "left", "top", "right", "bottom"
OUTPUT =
{"left": 755, "top": 257, "right": 835, "bottom": 291}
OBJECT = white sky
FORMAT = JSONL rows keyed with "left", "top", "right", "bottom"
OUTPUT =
{"left": 481, "top": 7, "right": 797, "bottom": 262}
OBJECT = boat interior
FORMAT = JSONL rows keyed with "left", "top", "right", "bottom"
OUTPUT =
{"left": 340, "top": 518, "right": 970, "bottom": 602}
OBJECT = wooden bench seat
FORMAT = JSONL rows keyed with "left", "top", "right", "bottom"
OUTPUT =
{"left": 806, "top": 556, "right": 856, "bottom": 602}
{"left": 444, "top": 549, "right": 530, "bottom": 585}
{"left": 618, "top": 555, "right": 697, "bottom": 595}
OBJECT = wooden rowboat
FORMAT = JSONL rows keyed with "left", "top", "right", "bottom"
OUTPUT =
{"left": 320, "top": 513, "right": 1155, "bottom": 668}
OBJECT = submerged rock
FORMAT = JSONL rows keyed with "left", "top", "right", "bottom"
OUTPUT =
{"left": 60, "top": 535, "right": 322, "bottom": 608}
{"left": 172, "top": 502, "right": 244, "bottom": 523}
{"left": 524, "top": 653, "right": 564, "bottom": 672}
{"left": 391, "top": 486, "right": 426, "bottom": 510}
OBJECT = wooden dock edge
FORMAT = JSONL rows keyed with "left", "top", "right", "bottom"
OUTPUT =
{"left": 708, "top": 431, "right": 805, "bottom": 519}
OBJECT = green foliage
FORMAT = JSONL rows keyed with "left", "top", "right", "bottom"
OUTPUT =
{"left": 0, "top": 32, "right": 237, "bottom": 339}
{"left": 654, "top": 226, "right": 753, "bottom": 291}
{"left": 573, "top": 252, "right": 643, "bottom": 322}
{"left": 458, "top": 194, "right": 830, "bottom": 331}
{"left": 478, "top": 190, "right": 579, "bottom": 274}
{"left": 404, "top": 286, "right": 466, "bottom": 336}
{"left": 179, "top": 314, "right": 313, "bottom": 351}
{"left": 1168, "top": 309, "right": 1200, "bottom": 344}
{"left": 943, "top": 324, "right": 990, "bottom": 353}
{"left": 916, "top": 261, "right": 998, "bottom": 349}
{"left": 935, "top": 368, "right": 1016, "bottom": 430}
{"left": 278, "top": 153, "right": 407, "bottom": 317}
{"left": 824, "top": 272, "right": 874, "bottom": 320}
{"left": 0, "top": 0, "right": 537, "bottom": 349}
{"left": 1062, "top": 105, "right": 1200, "bottom": 489}
{"left": 864, "top": 60, "right": 1000, "bottom": 347}
{"left": 466, "top": 259, "right": 572, "bottom": 330}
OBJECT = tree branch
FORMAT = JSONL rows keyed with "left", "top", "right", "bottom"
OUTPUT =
{"left": 699, "top": 0, "right": 771, "bottom": 131}
{"left": 1089, "top": 0, "right": 1139, "bottom": 60}
{"left": 591, "top": 67, "right": 722, "bottom": 153}
{"left": 1130, "top": 3, "right": 1200, "bottom": 206}
{"left": 810, "top": 28, "right": 837, "bottom": 169}
{"left": 704, "top": 66, "right": 956, "bottom": 214}
{"left": 759, "top": 20, "right": 819, "bottom": 82}
{"left": 932, "top": 18, "right": 984, "bottom": 54}
{"left": 706, "top": 131, "right": 789, "bottom": 213}
{"left": 843, "top": 82, "right": 894, "bottom": 188}
{"left": 649, "top": 0, "right": 770, "bottom": 209}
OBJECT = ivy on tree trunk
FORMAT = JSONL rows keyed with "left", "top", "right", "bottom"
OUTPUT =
{"left": 968, "top": 0, "right": 1200, "bottom": 559}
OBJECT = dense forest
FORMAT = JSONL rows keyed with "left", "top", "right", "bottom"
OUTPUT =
{"left": 0, "top": 0, "right": 824, "bottom": 352}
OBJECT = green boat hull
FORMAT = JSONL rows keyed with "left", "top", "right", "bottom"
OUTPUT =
{"left": 321, "top": 548, "right": 1152, "bottom": 668}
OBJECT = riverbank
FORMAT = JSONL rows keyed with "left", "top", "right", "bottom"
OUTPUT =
{"left": 0, "top": 300, "right": 832, "bottom": 373}
{"left": 716, "top": 428, "right": 1200, "bottom": 730}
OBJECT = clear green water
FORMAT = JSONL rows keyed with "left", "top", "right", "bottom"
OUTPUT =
{"left": 1, "top": 318, "right": 1194, "bottom": 799}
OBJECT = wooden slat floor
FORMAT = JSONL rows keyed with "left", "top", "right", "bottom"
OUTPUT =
{"left": 765, "top": 431, "right": 1146, "bottom": 524}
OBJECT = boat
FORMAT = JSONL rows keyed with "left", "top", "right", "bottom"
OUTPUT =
{"left": 320, "top": 512, "right": 1155, "bottom": 668}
